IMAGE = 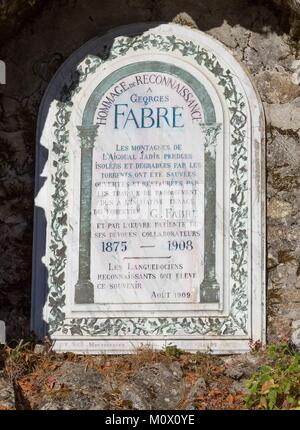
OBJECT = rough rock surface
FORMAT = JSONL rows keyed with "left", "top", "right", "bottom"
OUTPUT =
{"left": 16, "top": 361, "right": 112, "bottom": 410}
{"left": 222, "top": 353, "right": 266, "bottom": 380}
{"left": 0, "top": 373, "right": 15, "bottom": 410}
{"left": 11, "top": 352, "right": 254, "bottom": 410}
{"left": 184, "top": 377, "right": 207, "bottom": 410}
{"left": 0, "top": 0, "right": 299, "bottom": 344}
{"left": 120, "top": 362, "right": 185, "bottom": 409}
{"left": 292, "top": 320, "right": 300, "bottom": 346}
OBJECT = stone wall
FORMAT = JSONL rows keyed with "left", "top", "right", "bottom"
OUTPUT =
{"left": 0, "top": 0, "right": 299, "bottom": 344}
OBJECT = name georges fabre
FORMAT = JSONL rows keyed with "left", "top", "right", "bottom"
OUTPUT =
{"left": 105, "top": 413, "right": 195, "bottom": 427}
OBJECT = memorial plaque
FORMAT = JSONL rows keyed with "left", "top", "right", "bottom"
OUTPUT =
{"left": 32, "top": 23, "right": 265, "bottom": 353}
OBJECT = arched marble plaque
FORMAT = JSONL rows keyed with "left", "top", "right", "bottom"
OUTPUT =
{"left": 32, "top": 23, "right": 265, "bottom": 354}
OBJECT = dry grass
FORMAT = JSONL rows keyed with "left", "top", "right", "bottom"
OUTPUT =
{"left": 1, "top": 341, "right": 262, "bottom": 410}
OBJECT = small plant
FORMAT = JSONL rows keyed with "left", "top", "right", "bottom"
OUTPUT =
{"left": 245, "top": 343, "right": 300, "bottom": 410}
{"left": 164, "top": 344, "right": 182, "bottom": 358}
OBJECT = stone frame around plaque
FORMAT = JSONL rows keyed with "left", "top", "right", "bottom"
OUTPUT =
{"left": 32, "top": 23, "right": 265, "bottom": 354}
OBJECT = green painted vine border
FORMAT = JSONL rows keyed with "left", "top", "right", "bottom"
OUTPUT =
{"left": 48, "top": 30, "right": 248, "bottom": 337}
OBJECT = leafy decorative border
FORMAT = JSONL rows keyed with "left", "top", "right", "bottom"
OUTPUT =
{"left": 47, "top": 31, "right": 248, "bottom": 337}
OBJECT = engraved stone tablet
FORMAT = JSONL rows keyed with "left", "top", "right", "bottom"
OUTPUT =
{"left": 32, "top": 23, "right": 265, "bottom": 354}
